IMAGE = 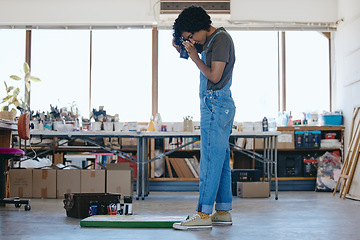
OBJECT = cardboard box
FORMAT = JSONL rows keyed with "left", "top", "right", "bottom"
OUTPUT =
{"left": 32, "top": 169, "right": 57, "bottom": 199}
{"left": 237, "top": 182, "right": 270, "bottom": 198}
{"left": 254, "top": 138, "right": 264, "bottom": 150}
{"left": 255, "top": 131, "right": 294, "bottom": 150}
{"left": 9, "top": 169, "right": 33, "bottom": 198}
{"left": 277, "top": 131, "right": 294, "bottom": 150}
{"left": 80, "top": 170, "right": 105, "bottom": 193}
{"left": 121, "top": 138, "right": 137, "bottom": 148}
{"left": 57, "top": 170, "right": 81, "bottom": 199}
{"left": 106, "top": 163, "right": 133, "bottom": 198}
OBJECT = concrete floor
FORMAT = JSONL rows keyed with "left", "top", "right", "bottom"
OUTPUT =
{"left": 1, "top": 191, "right": 360, "bottom": 240}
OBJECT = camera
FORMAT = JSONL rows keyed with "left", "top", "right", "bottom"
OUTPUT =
{"left": 173, "top": 36, "right": 189, "bottom": 59}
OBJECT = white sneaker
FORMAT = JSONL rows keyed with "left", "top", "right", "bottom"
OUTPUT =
{"left": 211, "top": 212, "right": 232, "bottom": 226}
{"left": 173, "top": 214, "right": 212, "bottom": 230}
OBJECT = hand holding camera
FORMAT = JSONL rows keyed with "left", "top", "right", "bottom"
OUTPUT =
{"left": 173, "top": 36, "right": 189, "bottom": 59}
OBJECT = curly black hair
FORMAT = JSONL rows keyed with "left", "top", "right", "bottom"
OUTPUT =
{"left": 172, "top": 6, "right": 212, "bottom": 39}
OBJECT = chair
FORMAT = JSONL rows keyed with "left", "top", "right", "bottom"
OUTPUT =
{"left": 0, "top": 113, "right": 31, "bottom": 211}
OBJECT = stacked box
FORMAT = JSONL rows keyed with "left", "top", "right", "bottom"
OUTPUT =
{"left": 80, "top": 170, "right": 106, "bottom": 193}
{"left": 9, "top": 169, "right": 33, "bottom": 198}
{"left": 32, "top": 169, "right": 57, "bottom": 199}
{"left": 57, "top": 170, "right": 81, "bottom": 199}
{"left": 106, "top": 163, "right": 133, "bottom": 199}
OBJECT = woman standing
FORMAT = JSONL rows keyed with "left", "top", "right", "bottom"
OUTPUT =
{"left": 172, "top": 6, "right": 236, "bottom": 230}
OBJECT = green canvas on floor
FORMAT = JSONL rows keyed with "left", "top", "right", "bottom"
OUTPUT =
{"left": 80, "top": 215, "right": 187, "bottom": 228}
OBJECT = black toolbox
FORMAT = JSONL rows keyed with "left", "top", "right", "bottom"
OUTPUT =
{"left": 63, "top": 193, "right": 121, "bottom": 219}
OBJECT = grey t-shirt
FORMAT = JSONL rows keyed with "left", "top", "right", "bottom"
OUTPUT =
{"left": 202, "top": 27, "right": 235, "bottom": 90}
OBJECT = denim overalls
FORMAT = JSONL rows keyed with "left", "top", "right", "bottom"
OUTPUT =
{"left": 197, "top": 30, "right": 236, "bottom": 214}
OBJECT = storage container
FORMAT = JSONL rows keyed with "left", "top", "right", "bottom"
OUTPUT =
{"left": 63, "top": 193, "right": 121, "bottom": 218}
{"left": 278, "top": 153, "right": 303, "bottom": 177}
{"left": 323, "top": 115, "right": 343, "bottom": 125}
{"left": 294, "top": 131, "right": 321, "bottom": 149}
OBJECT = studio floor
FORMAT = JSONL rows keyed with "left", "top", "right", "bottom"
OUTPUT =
{"left": 1, "top": 191, "right": 360, "bottom": 240}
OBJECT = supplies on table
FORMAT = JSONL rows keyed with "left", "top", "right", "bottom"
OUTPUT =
{"left": 238, "top": 122, "right": 254, "bottom": 132}
{"left": 315, "top": 151, "right": 342, "bottom": 192}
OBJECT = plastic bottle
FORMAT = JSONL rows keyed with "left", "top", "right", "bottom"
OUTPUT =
{"left": 154, "top": 113, "right": 162, "bottom": 132}
{"left": 262, "top": 117, "right": 268, "bottom": 132}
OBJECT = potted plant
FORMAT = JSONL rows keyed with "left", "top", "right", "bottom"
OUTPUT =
{"left": 0, "top": 81, "right": 20, "bottom": 120}
{"left": 0, "top": 62, "right": 41, "bottom": 120}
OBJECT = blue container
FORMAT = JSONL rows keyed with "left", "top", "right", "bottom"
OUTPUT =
{"left": 294, "top": 131, "right": 321, "bottom": 149}
{"left": 323, "top": 115, "right": 343, "bottom": 125}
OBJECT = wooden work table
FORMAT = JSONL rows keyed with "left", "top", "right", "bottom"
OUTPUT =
{"left": 0, "top": 119, "right": 17, "bottom": 148}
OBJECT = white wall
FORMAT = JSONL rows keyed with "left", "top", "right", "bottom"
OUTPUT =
{"left": 0, "top": 0, "right": 157, "bottom": 27}
{"left": 0, "top": 0, "right": 338, "bottom": 28}
{"left": 334, "top": 0, "right": 360, "bottom": 142}
{"left": 230, "top": 0, "right": 338, "bottom": 22}
{"left": 335, "top": 0, "right": 360, "bottom": 198}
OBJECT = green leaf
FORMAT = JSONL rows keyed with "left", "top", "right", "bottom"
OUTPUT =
{"left": 25, "top": 72, "right": 30, "bottom": 81}
{"left": 2, "top": 95, "right": 12, "bottom": 103}
{"left": 13, "top": 88, "right": 20, "bottom": 96}
{"left": 30, "top": 76, "right": 41, "bottom": 82}
{"left": 2, "top": 106, "right": 9, "bottom": 111}
{"left": 6, "top": 86, "right": 14, "bottom": 93}
{"left": 24, "top": 62, "right": 30, "bottom": 74}
{"left": 10, "top": 75, "right": 22, "bottom": 81}
{"left": 9, "top": 96, "right": 17, "bottom": 104}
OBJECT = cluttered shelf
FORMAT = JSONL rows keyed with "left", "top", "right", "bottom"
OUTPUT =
{"left": 277, "top": 148, "right": 343, "bottom": 152}
{"left": 149, "top": 177, "right": 316, "bottom": 181}
{"left": 11, "top": 126, "right": 342, "bottom": 194}
{"left": 277, "top": 126, "right": 344, "bottom": 131}
{"left": 149, "top": 178, "right": 199, "bottom": 181}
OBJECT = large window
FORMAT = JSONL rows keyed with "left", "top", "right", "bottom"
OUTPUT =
{"left": 158, "top": 30, "right": 279, "bottom": 123}
{"left": 285, "top": 31, "right": 330, "bottom": 114}
{"left": 0, "top": 30, "right": 26, "bottom": 109}
{"left": 91, "top": 29, "right": 152, "bottom": 122}
{"left": 30, "top": 30, "right": 90, "bottom": 117}
{"left": 158, "top": 30, "right": 200, "bottom": 122}
{"left": 230, "top": 31, "right": 279, "bottom": 122}
{"left": 1, "top": 29, "right": 331, "bottom": 124}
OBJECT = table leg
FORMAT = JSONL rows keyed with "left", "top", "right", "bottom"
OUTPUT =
{"left": 141, "top": 137, "right": 148, "bottom": 200}
{"left": 274, "top": 136, "right": 279, "bottom": 200}
{"left": 136, "top": 138, "right": 142, "bottom": 200}
{"left": 145, "top": 139, "right": 149, "bottom": 197}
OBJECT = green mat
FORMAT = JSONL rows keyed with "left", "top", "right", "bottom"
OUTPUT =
{"left": 80, "top": 215, "right": 187, "bottom": 228}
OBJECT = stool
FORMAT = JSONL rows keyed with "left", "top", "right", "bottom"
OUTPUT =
{"left": 0, "top": 113, "right": 31, "bottom": 211}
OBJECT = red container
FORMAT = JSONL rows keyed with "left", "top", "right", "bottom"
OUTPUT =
{"left": 325, "top": 133, "right": 336, "bottom": 139}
